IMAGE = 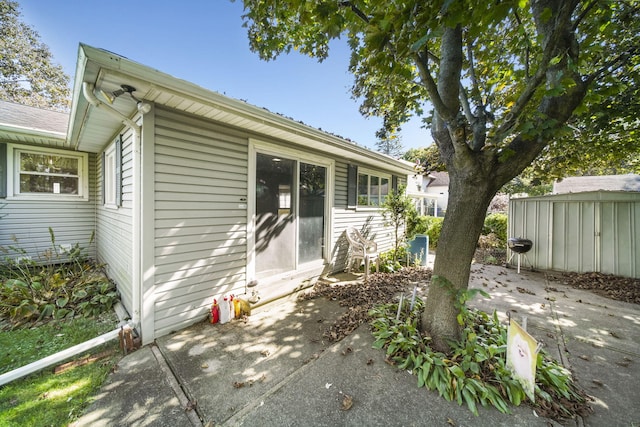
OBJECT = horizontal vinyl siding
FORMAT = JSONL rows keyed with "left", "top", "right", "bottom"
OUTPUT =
{"left": 96, "top": 128, "right": 134, "bottom": 312}
{"left": 153, "top": 108, "right": 248, "bottom": 337}
{"left": 0, "top": 150, "right": 97, "bottom": 263}
{"left": 329, "top": 160, "right": 395, "bottom": 272}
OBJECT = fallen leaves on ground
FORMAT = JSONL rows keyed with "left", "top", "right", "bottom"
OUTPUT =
{"left": 299, "top": 268, "right": 432, "bottom": 342}
{"left": 551, "top": 272, "right": 640, "bottom": 304}
{"left": 341, "top": 394, "right": 353, "bottom": 410}
{"left": 233, "top": 373, "right": 266, "bottom": 388}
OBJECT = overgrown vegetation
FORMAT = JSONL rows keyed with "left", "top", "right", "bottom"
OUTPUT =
{"left": 369, "top": 293, "right": 591, "bottom": 422}
{"left": 0, "top": 229, "right": 123, "bottom": 425}
{"left": 482, "top": 213, "right": 507, "bottom": 245}
{"left": 0, "top": 229, "right": 120, "bottom": 328}
{"left": 379, "top": 212, "right": 507, "bottom": 271}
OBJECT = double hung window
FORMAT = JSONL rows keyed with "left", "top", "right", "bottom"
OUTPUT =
{"left": 6, "top": 145, "right": 88, "bottom": 200}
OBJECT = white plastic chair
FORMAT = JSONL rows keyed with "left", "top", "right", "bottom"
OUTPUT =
{"left": 344, "top": 227, "right": 380, "bottom": 277}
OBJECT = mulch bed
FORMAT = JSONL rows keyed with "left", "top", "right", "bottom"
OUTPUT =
{"left": 299, "top": 268, "right": 432, "bottom": 342}
{"left": 302, "top": 267, "right": 640, "bottom": 343}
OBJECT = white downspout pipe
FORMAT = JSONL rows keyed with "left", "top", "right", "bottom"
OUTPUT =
{"left": 0, "top": 84, "right": 145, "bottom": 387}
{"left": 0, "top": 325, "right": 132, "bottom": 386}
{"left": 82, "top": 82, "right": 142, "bottom": 330}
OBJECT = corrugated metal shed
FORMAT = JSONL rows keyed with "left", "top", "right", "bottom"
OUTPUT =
{"left": 508, "top": 191, "right": 640, "bottom": 278}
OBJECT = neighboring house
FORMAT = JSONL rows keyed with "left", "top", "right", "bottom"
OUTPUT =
{"left": 406, "top": 171, "right": 449, "bottom": 217}
{"left": 424, "top": 171, "right": 449, "bottom": 216}
{"left": 0, "top": 44, "right": 414, "bottom": 344}
{"left": 553, "top": 174, "right": 640, "bottom": 194}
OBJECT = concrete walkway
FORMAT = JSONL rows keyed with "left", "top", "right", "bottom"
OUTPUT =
{"left": 73, "top": 264, "right": 640, "bottom": 426}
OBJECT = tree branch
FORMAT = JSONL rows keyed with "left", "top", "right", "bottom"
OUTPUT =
{"left": 585, "top": 46, "right": 640, "bottom": 85}
{"left": 493, "top": 1, "right": 577, "bottom": 143}
{"left": 414, "top": 51, "right": 456, "bottom": 123}
{"left": 513, "top": 9, "right": 531, "bottom": 78}
{"left": 338, "top": 1, "right": 370, "bottom": 24}
{"left": 572, "top": 0, "right": 599, "bottom": 31}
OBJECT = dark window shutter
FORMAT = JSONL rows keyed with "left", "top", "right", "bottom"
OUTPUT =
{"left": 101, "top": 151, "right": 106, "bottom": 205}
{"left": 347, "top": 164, "right": 357, "bottom": 208}
{"left": 115, "top": 135, "right": 122, "bottom": 206}
{"left": 0, "top": 143, "right": 6, "bottom": 198}
{"left": 392, "top": 175, "right": 398, "bottom": 193}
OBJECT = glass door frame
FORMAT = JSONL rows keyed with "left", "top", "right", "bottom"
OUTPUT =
{"left": 247, "top": 139, "right": 334, "bottom": 283}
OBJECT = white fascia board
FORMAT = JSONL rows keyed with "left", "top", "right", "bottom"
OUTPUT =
{"left": 75, "top": 44, "right": 414, "bottom": 175}
{"left": 0, "top": 124, "right": 66, "bottom": 141}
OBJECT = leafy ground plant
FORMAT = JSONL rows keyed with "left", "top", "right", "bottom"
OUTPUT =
{"left": 369, "top": 297, "right": 592, "bottom": 422}
{"left": 0, "top": 230, "right": 120, "bottom": 328}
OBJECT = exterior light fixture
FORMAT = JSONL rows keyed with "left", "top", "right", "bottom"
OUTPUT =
{"left": 100, "top": 84, "right": 152, "bottom": 115}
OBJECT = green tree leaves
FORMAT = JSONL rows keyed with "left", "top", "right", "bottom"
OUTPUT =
{"left": 0, "top": 0, "right": 70, "bottom": 111}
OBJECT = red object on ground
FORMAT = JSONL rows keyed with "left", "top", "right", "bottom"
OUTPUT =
{"left": 211, "top": 299, "right": 219, "bottom": 324}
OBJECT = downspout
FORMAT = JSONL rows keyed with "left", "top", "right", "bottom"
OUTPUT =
{"left": 0, "top": 326, "right": 128, "bottom": 386}
{"left": 82, "top": 82, "right": 142, "bottom": 330}
{"left": 0, "top": 82, "right": 142, "bottom": 386}
{"left": 0, "top": 84, "right": 145, "bottom": 387}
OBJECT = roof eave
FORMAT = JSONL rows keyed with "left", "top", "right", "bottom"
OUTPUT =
{"left": 69, "top": 44, "right": 414, "bottom": 175}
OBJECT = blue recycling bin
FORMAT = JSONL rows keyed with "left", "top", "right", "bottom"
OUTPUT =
{"left": 408, "top": 234, "right": 429, "bottom": 266}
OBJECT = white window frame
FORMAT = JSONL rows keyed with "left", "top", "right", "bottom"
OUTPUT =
{"left": 103, "top": 142, "right": 117, "bottom": 207}
{"left": 247, "top": 138, "right": 335, "bottom": 281}
{"left": 356, "top": 167, "right": 391, "bottom": 209}
{"left": 6, "top": 144, "right": 89, "bottom": 201}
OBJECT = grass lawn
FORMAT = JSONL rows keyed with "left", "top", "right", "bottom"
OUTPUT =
{"left": 0, "top": 313, "right": 122, "bottom": 426}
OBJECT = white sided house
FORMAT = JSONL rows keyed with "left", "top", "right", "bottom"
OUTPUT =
{"left": 0, "top": 44, "right": 414, "bottom": 344}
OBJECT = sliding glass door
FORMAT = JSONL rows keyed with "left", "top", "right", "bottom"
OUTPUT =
{"left": 254, "top": 153, "right": 326, "bottom": 276}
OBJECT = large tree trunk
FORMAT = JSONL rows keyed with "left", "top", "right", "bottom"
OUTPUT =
{"left": 417, "top": 2, "right": 587, "bottom": 353}
{"left": 421, "top": 169, "right": 496, "bottom": 351}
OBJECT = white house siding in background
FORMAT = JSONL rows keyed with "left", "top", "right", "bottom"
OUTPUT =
{"left": 509, "top": 191, "right": 640, "bottom": 278}
{"left": 0, "top": 148, "right": 97, "bottom": 262}
{"left": 152, "top": 108, "right": 249, "bottom": 337}
{"left": 96, "top": 127, "right": 135, "bottom": 313}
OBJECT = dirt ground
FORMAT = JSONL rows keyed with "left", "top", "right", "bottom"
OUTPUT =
{"left": 303, "top": 263, "right": 640, "bottom": 342}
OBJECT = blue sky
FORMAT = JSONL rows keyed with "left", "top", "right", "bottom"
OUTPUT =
{"left": 18, "top": 0, "right": 432, "bottom": 153}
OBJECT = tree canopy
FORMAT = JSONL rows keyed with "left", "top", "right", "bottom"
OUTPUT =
{"left": 375, "top": 132, "right": 404, "bottom": 158}
{"left": 238, "top": 0, "right": 640, "bottom": 349}
{"left": 403, "top": 145, "right": 445, "bottom": 173}
{"left": 0, "top": 0, "right": 70, "bottom": 111}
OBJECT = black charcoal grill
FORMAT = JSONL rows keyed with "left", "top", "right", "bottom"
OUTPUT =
{"left": 507, "top": 238, "right": 533, "bottom": 273}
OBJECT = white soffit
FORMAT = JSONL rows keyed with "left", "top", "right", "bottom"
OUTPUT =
{"left": 68, "top": 44, "right": 413, "bottom": 175}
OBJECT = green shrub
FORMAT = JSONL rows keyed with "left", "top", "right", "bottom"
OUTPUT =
{"left": 483, "top": 213, "right": 507, "bottom": 245}
{"left": 0, "top": 230, "right": 119, "bottom": 328}
{"left": 424, "top": 216, "right": 444, "bottom": 249}
{"left": 378, "top": 247, "right": 407, "bottom": 273}
{"left": 407, "top": 213, "right": 429, "bottom": 238}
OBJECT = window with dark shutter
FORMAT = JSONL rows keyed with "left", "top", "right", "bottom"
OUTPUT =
{"left": 115, "top": 135, "right": 122, "bottom": 206}
{"left": 0, "top": 143, "right": 6, "bottom": 198}
{"left": 104, "top": 135, "right": 123, "bottom": 207}
{"left": 347, "top": 164, "right": 357, "bottom": 208}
